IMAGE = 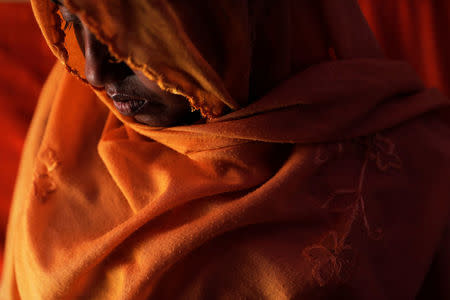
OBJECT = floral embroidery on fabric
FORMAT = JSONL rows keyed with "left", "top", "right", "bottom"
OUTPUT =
{"left": 32, "top": 148, "right": 60, "bottom": 202}
{"left": 42, "top": 148, "right": 60, "bottom": 172}
{"left": 33, "top": 173, "right": 57, "bottom": 201}
{"left": 303, "top": 231, "right": 352, "bottom": 287}
{"left": 314, "top": 142, "right": 344, "bottom": 165}
{"left": 326, "top": 133, "right": 400, "bottom": 239}
{"left": 356, "top": 155, "right": 383, "bottom": 241}
{"left": 355, "top": 133, "right": 401, "bottom": 238}
{"left": 321, "top": 188, "right": 357, "bottom": 212}
{"left": 345, "top": 133, "right": 399, "bottom": 240}
{"left": 307, "top": 134, "right": 399, "bottom": 286}
{"left": 364, "top": 133, "right": 402, "bottom": 172}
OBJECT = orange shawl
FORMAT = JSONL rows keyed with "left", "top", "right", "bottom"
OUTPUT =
{"left": 0, "top": 2, "right": 54, "bottom": 274}
{"left": 1, "top": 0, "right": 449, "bottom": 299}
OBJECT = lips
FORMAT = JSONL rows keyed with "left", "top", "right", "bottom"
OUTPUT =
{"left": 110, "top": 94, "right": 148, "bottom": 116}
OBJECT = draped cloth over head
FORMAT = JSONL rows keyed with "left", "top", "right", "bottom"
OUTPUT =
{"left": 1, "top": 0, "right": 450, "bottom": 299}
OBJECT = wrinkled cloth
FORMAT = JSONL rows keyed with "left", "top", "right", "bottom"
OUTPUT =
{"left": 0, "top": 2, "right": 54, "bottom": 274}
{"left": 1, "top": 0, "right": 450, "bottom": 299}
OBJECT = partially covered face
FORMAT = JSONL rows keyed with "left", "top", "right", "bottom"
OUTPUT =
{"left": 53, "top": 0, "right": 201, "bottom": 127}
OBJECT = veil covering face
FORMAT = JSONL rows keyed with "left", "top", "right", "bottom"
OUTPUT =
{"left": 1, "top": 0, "right": 449, "bottom": 299}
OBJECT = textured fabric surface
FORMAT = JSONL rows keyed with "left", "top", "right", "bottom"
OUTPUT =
{"left": 1, "top": 0, "right": 450, "bottom": 299}
{"left": 0, "top": 3, "right": 54, "bottom": 274}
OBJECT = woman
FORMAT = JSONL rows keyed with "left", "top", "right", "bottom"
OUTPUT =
{"left": 1, "top": 0, "right": 449, "bottom": 299}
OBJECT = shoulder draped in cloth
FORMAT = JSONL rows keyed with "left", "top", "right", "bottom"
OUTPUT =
{"left": 1, "top": 0, "right": 449, "bottom": 299}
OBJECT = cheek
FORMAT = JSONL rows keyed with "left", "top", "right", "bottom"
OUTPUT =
{"left": 73, "top": 24, "right": 85, "bottom": 54}
{"left": 73, "top": 24, "right": 85, "bottom": 55}
{"left": 134, "top": 71, "right": 191, "bottom": 110}
{"left": 168, "top": 94, "right": 192, "bottom": 112}
{"left": 134, "top": 71, "right": 162, "bottom": 92}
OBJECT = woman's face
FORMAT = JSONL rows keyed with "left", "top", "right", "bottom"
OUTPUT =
{"left": 54, "top": 1, "right": 200, "bottom": 127}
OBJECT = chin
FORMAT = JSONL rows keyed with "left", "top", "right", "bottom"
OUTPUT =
{"left": 134, "top": 113, "right": 174, "bottom": 127}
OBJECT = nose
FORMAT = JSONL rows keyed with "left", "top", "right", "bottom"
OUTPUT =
{"left": 83, "top": 26, "right": 111, "bottom": 88}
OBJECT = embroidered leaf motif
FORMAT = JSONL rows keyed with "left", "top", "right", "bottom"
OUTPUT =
{"left": 33, "top": 173, "right": 56, "bottom": 202}
{"left": 367, "top": 133, "right": 402, "bottom": 171}
{"left": 303, "top": 231, "right": 352, "bottom": 287}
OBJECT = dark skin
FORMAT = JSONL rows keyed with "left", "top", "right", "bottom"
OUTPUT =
{"left": 53, "top": 0, "right": 201, "bottom": 127}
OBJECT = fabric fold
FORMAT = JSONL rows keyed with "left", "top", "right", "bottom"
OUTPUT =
{"left": 1, "top": 0, "right": 450, "bottom": 299}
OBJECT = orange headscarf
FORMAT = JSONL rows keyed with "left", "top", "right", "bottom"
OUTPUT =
{"left": 2, "top": 0, "right": 449, "bottom": 299}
